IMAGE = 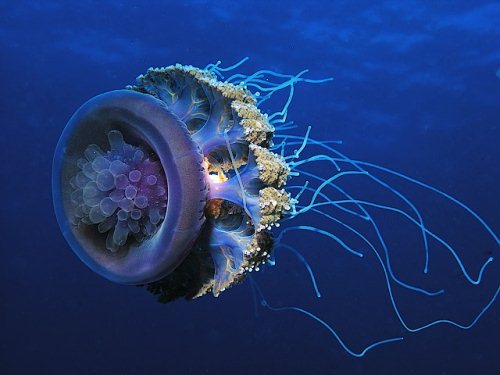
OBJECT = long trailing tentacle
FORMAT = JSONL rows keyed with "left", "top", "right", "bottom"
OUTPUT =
{"left": 279, "top": 136, "right": 500, "bottom": 281}
{"left": 269, "top": 203, "right": 497, "bottom": 352}
{"left": 276, "top": 129, "right": 498, "bottom": 327}
{"left": 202, "top": 59, "right": 498, "bottom": 355}
{"left": 285, "top": 145, "right": 432, "bottom": 274}
{"left": 278, "top": 135, "right": 499, "bottom": 249}
{"left": 249, "top": 276, "right": 404, "bottom": 357}
{"left": 275, "top": 243, "right": 322, "bottom": 298}
{"left": 283, "top": 183, "right": 445, "bottom": 296}
{"left": 303, "top": 205, "right": 497, "bottom": 332}
{"left": 280, "top": 135, "right": 496, "bottom": 284}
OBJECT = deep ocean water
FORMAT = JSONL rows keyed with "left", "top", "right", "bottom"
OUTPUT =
{"left": 1, "top": 1, "right": 498, "bottom": 374}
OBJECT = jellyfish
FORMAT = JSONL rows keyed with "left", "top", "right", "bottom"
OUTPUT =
{"left": 52, "top": 58, "right": 498, "bottom": 356}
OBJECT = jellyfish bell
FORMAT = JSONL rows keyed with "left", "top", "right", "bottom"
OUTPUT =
{"left": 53, "top": 59, "right": 498, "bottom": 356}
{"left": 53, "top": 90, "right": 207, "bottom": 284}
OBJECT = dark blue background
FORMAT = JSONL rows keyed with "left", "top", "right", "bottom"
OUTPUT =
{"left": 1, "top": 1, "right": 498, "bottom": 374}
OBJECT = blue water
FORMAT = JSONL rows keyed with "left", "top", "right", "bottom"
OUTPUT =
{"left": 1, "top": 1, "right": 499, "bottom": 374}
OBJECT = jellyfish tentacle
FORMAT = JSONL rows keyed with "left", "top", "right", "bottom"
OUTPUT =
{"left": 205, "top": 57, "right": 250, "bottom": 79}
{"left": 276, "top": 243, "right": 322, "bottom": 298}
{"left": 273, "top": 128, "right": 497, "bottom": 336}
{"left": 290, "top": 155, "right": 495, "bottom": 285}
{"left": 287, "top": 149, "right": 436, "bottom": 291}
{"left": 289, "top": 172, "right": 441, "bottom": 295}
{"left": 273, "top": 121, "right": 297, "bottom": 132}
{"left": 280, "top": 205, "right": 497, "bottom": 335}
{"left": 286, "top": 183, "right": 444, "bottom": 297}
{"left": 274, "top": 128, "right": 498, "bottom": 333}
{"left": 275, "top": 226, "right": 363, "bottom": 258}
{"left": 296, "top": 194, "right": 495, "bottom": 286}
{"left": 291, "top": 159, "right": 495, "bottom": 286}
{"left": 402, "top": 286, "right": 499, "bottom": 332}
{"left": 330, "top": 199, "right": 495, "bottom": 285}
{"left": 277, "top": 134, "right": 499, "bottom": 248}
{"left": 281, "top": 135, "right": 431, "bottom": 275}
{"left": 348, "top": 159, "right": 500, "bottom": 247}
{"left": 305, "top": 203, "right": 445, "bottom": 297}
{"left": 249, "top": 277, "right": 403, "bottom": 358}
{"left": 290, "top": 173, "right": 368, "bottom": 219}
{"left": 284, "top": 125, "right": 312, "bottom": 161}
{"left": 224, "top": 69, "right": 333, "bottom": 122}
{"left": 292, "top": 171, "right": 369, "bottom": 217}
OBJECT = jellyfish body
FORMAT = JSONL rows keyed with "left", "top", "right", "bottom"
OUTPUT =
{"left": 53, "top": 65, "right": 290, "bottom": 296}
{"left": 53, "top": 59, "right": 498, "bottom": 356}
